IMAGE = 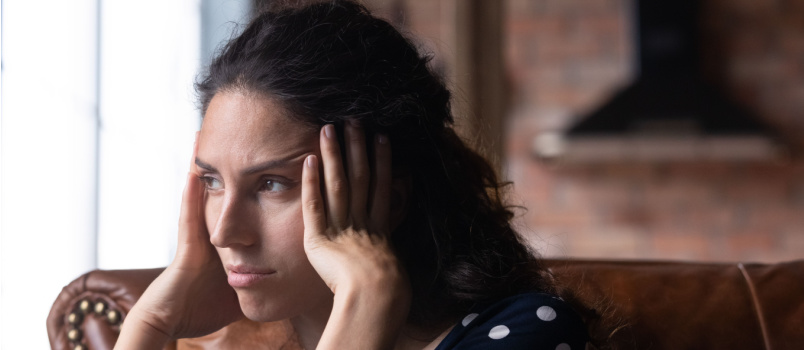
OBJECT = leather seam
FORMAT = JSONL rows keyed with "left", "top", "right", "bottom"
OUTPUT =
{"left": 737, "top": 263, "right": 772, "bottom": 350}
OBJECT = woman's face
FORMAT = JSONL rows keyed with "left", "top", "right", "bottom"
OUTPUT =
{"left": 197, "top": 90, "right": 332, "bottom": 321}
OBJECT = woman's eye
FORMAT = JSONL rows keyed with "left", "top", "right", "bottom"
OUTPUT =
{"left": 260, "top": 179, "right": 289, "bottom": 193}
{"left": 201, "top": 176, "right": 222, "bottom": 190}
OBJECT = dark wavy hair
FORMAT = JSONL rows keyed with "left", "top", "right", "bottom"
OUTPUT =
{"left": 196, "top": 0, "right": 556, "bottom": 329}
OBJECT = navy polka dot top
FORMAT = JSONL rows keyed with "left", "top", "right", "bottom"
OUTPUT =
{"left": 434, "top": 293, "right": 589, "bottom": 350}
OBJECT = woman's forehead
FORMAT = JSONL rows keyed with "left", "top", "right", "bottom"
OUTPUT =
{"left": 204, "top": 91, "right": 310, "bottom": 134}
{"left": 198, "top": 91, "right": 318, "bottom": 165}
{"left": 204, "top": 90, "right": 287, "bottom": 126}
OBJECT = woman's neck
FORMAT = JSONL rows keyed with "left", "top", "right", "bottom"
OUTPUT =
{"left": 289, "top": 296, "right": 333, "bottom": 350}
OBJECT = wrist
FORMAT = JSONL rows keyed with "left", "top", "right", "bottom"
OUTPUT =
{"left": 334, "top": 279, "right": 409, "bottom": 311}
{"left": 319, "top": 279, "right": 410, "bottom": 349}
{"left": 114, "top": 310, "right": 172, "bottom": 349}
{"left": 334, "top": 257, "right": 409, "bottom": 297}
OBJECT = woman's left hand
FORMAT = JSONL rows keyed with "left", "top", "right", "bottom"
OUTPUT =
{"left": 301, "top": 121, "right": 410, "bottom": 349}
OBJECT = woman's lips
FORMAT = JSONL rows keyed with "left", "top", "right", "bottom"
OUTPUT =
{"left": 226, "top": 265, "right": 276, "bottom": 288}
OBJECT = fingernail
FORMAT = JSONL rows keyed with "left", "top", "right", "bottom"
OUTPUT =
{"left": 323, "top": 125, "right": 334, "bottom": 139}
{"left": 349, "top": 119, "right": 361, "bottom": 128}
{"left": 306, "top": 155, "right": 316, "bottom": 168}
{"left": 377, "top": 134, "right": 388, "bottom": 144}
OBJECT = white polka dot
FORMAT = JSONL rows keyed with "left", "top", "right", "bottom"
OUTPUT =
{"left": 537, "top": 305, "right": 557, "bottom": 321}
{"left": 555, "top": 343, "right": 571, "bottom": 350}
{"left": 488, "top": 325, "right": 510, "bottom": 339}
{"left": 461, "top": 313, "right": 479, "bottom": 326}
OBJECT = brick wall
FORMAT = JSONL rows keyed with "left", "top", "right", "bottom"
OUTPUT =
{"left": 386, "top": 0, "right": 804, "bottom": 262}
{"left": 504, "top": 0, "right": 804, "bottom": 262}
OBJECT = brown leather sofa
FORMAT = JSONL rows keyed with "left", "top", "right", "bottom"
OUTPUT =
{"left": 47, "top": 259, "right": 804, "bottom": 350}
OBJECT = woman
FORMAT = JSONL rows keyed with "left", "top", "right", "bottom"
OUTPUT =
{"left": 115, "top": 1, "right": 591, "bottom": 349}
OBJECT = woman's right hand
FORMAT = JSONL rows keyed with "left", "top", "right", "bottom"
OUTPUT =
{"left": 115, "top": 135, "right": 243, "bottom": 348}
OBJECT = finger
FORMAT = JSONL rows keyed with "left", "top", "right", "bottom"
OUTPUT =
{"left": 369, "top": 133, "right": 391, "bottom": 233}
{"left": 178, "top": 172, "right": 205, "bottom": 247}
{"left": 302, "top": 155, "right": 327, "bottom": 237}
{"left": 193, "top": 131, "right": 199, "bottom": 162}
{"left": 320, "top": 124, "right": 348, "bottom": 228}
{"left": 178, "top": 136, "right": 208, "bottom": 251}
{"left": 345, "top": 120, "right": 370, "bottom": 227}
{"left": 189, "top": 131, "right": 200, "bottom": 174}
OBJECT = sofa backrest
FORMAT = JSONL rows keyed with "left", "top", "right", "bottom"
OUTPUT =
{"left": 47, "top": 259, "right": 804, "bottom": 349}
{"left": 545, "top": 259, "right": 804, "bottom": 349}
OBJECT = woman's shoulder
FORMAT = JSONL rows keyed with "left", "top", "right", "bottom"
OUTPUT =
{"left": 434, "top": 292, "right": 589, "bottom": 350}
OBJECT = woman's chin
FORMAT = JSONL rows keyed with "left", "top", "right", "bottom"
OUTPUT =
{"left": 235, "top": 291, "right": 291, "bottom": 322}
{"left": 242, "top": 309, "right": 283, "bottom": 323}
{"left": 232, "top": 279, "right": 334, "bottom": 322}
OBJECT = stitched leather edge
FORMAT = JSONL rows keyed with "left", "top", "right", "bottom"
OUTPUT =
{"left": 737, "top": 263, "right": 771, "bottom": 350}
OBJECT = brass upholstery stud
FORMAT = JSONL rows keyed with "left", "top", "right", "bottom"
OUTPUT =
{"left": 74, "top": 344, "right": 87, "bottom": 350}
{"left": 94, "top": 301, "right": 106, "bottom": 315}
{"left": 78, "top": 300, "right": 91, "bottom": 314}
{"left": 107, "top": 309, "right": 121, "bottom": 325}
{"left": 67, "top": 328, "right": 82, "bottom": 342}
{"left": 67, "top": 312, "right": 83, "bottom": 325}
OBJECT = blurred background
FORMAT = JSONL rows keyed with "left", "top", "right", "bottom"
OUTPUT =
{"left": 370, "top": 0, "right": 804, "bottom": 264}
{"left": 1, "top": 0, "right": 803, "bottom": 347}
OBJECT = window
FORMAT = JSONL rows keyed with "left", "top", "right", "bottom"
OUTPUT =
{"left": 0, "top": 1, "right": 249, "bottom": 347}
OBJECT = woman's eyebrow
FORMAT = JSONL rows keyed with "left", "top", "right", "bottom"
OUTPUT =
{"left": 241, "top": 155, "right": 300, "bottom": 175}
{"left": 195, "top": 151, "right": 309, "bottom": 175}
{"left": 195, "top": 158, "right": 218, "bottom": 172}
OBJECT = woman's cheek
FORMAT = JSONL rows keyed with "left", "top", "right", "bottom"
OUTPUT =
{"left": 257, "top": 197, "right": 306, "bottom": 244}
{"left": 204, "top": 195, "right": 223, "bottom": 238}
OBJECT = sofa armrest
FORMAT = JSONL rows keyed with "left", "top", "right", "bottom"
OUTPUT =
{"left": 47, "top": 268, "right": 167, "bottom": 350}
{"left": 47, "top": 268, "right": 302, "bottom": 350}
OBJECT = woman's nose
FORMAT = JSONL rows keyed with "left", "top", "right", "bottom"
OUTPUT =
{"left": 209, "top": 193, "right": 258, "bottom": 248}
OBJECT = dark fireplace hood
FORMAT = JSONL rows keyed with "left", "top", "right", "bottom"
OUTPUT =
{"left": 535, "top": 1, "right": 784, "bottom": 161}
